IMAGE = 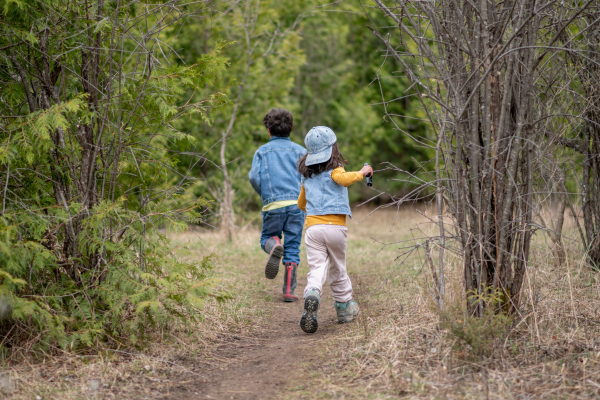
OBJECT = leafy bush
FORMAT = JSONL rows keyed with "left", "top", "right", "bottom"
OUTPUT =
{"left": 0, "top": 0, "right": 229, "bottom": 348}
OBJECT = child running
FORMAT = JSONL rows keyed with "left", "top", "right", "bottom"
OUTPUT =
{"left": 249, "top": 108, "right": 307, "bottom": 302}
{"left": 296, "top": 126, "right": 374, "bottom": 333}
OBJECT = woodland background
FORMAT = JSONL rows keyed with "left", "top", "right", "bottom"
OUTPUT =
{"left": 176, "top": 0, "right": 431, "bottom": 224}
{"left": 0, "top": 0, "right": 431, "bottom": 350}
{"left": 3, "top": 0, "right": 600, "bottom": 398}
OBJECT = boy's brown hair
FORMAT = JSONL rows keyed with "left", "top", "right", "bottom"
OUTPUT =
{"left": 297, "top": 143, "right": 347, "bottom": 179}
{"left": 262, "top": 108, "right": 293, "bottom": 137}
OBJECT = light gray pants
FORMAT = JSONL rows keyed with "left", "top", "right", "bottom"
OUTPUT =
{"left": 304, "top": 224, "right": 353, "bottom": 302}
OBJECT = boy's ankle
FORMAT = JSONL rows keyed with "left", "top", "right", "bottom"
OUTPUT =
{"left": 282, "top": 262, "right": 299, "bottom": 302}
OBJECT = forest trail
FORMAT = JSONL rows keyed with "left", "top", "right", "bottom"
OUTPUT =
{"left": 152, "top": 208, "right": 406, "bottom": 400}
{"left": 8, "top": 209, "right": 412, "bottom": 400}
{"left": 14, "top": 207, "right": 600, "bottom": 400}
{"left": 165, "top": 279, "right": 338, "bottom": 400}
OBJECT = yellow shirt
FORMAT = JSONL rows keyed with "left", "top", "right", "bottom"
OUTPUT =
{"left": 262, "top": 200, "right": 298, "bottom": 212}
{"left": 297, "top": 167, "right": 363, "bottom": 228}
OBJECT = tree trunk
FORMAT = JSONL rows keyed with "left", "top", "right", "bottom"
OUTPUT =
{"left": 220, "top": 130, "right": 235, "bottom": 241}
{"left": 575, "top": 11, "right": 600, "bottom": 268}
{"left": 369, "top": 0, "right": 594, "bottom": 314}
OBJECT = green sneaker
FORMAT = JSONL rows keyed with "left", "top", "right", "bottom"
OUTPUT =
{"left": 300, "top": 288, "right": 320, "bottom": 334}
{"left": 334, "top": 300, "right": 359, "bottom": 323}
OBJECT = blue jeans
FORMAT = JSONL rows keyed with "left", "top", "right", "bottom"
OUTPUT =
{"left": 260, "top": 205, "right": 305, "bottom": 265}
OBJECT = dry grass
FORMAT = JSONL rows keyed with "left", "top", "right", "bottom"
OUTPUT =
{"left": 286, "top": 206, "right": 600, "bottom": 399}
{"left": 4, "top": 205, "right": 600, "bottom": 399}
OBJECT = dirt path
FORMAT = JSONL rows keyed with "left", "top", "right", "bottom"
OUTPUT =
{"left": 161, "top": 276, "right": 338, "bottom": 400}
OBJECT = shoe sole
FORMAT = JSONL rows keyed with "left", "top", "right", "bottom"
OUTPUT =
{"left": 300, "top": 295, "right": 319, "bottom": 334}
{"left": 283, "top": 295, "right": 298, "bottom": 303}
{"left": 265, "top": 244, "right": 283, "bottom": 279}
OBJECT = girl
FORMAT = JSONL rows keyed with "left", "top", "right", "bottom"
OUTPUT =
{"left": 296, "top": 126, "right": 374, "bottom": 334}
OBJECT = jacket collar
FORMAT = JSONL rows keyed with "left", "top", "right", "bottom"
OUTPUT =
{"left": 269, "top": 136, "right": 291, "bottom": 142}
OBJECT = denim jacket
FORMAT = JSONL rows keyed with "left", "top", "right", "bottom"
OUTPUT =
{"left": 302, "top": 170, "right": 352, "bottom": 218}
{"left": 249, "top": 137, "right": 307, "bottom": 206}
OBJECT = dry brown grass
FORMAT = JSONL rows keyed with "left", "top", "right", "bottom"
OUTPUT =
{"left": 4, "top": 205, "right": 600, "bottom": 399}
{"left": 286, "top": 206, "right": 600, "bottom": 399}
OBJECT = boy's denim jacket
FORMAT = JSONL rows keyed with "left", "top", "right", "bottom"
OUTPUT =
{"left": 249, "top": 137, "right": 307, "bottom": 206}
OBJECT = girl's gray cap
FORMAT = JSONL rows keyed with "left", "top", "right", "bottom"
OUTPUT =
{"left": 304, "top": 126, "right": 337, "bottom": 166}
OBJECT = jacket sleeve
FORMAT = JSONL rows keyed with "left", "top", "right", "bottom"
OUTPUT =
{"left": 297, "top": 185, "right": 307, "bottom": 212}
{"left": 331, "top": 167, "right": 363, "bottom": 187}
{"left": 248, "top": 151, "right": 261, "bottom": 195}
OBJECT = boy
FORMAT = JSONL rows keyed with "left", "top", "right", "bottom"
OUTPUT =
{"left": 249, "top": 108, "right": 306, "bottom": 302}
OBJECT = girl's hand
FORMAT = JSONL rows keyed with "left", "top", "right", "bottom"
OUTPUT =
{"left": 359, "top": 164, "right": 374, "bottom": 177}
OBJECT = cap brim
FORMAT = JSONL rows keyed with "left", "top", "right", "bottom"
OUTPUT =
{"left": 305, "top": 145, "right": 333, "bottom": 166}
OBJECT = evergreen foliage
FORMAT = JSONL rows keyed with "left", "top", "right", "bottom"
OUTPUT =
{"left": 0, "top": 0, "right": 229, "bottom": 348}
{"left": 171, "top": 0, "right": 432, "bottom": 226}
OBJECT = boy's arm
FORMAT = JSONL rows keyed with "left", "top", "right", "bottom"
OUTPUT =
{"left": 331, "top": 167, "right": 363, "bottom": 187}
{"left": 297, "top": 185, "right": 307, "bottom": 212}
{"left": 248, "top": 151, "right": 261, "bottom": 195}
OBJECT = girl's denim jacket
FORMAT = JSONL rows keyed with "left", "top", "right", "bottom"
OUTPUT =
{"left": 249, "top": 137, "right": 307, "bottom": 207}
{"left": 302, "top": 170, "right": 352, "bottom": 218}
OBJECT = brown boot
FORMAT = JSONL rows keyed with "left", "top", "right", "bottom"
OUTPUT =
{"left": 282, "top": 262, "right": 299, "bottom": 302}
{"left": 264, "top": 236, "right": 283, "bottom": 279}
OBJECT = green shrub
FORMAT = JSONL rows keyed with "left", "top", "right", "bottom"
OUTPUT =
{"left": 0, "top": 0, "right": 230, "bottom": 349}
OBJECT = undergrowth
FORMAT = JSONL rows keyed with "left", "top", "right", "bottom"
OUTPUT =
{"left": 287, "top": 207, "right": 600, "bottom": 399}
{"left": 0, "top": 0, "right": 230, "bottom": 351}
{"left": 440, "top": 289, "right": 513, "bottom": 358}
{"left": 4, "top": 227, "right": 272, "bottom": 400}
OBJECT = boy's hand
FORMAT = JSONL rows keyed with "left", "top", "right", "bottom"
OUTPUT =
{"left": 359, "top": 164, "right": 374, "bottom": 177}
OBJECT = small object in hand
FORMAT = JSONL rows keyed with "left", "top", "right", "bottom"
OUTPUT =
{"left": 364, "top": 163, "right": 373, "bottom": 187}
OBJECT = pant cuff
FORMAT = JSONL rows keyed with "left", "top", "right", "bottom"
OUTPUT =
{"left": 332, "top": 295, "right": 353, "bottom": 303}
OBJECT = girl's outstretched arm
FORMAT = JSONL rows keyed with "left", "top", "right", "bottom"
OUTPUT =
{"left": 331, "top": 167, "right": 364, "bottom": 187}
